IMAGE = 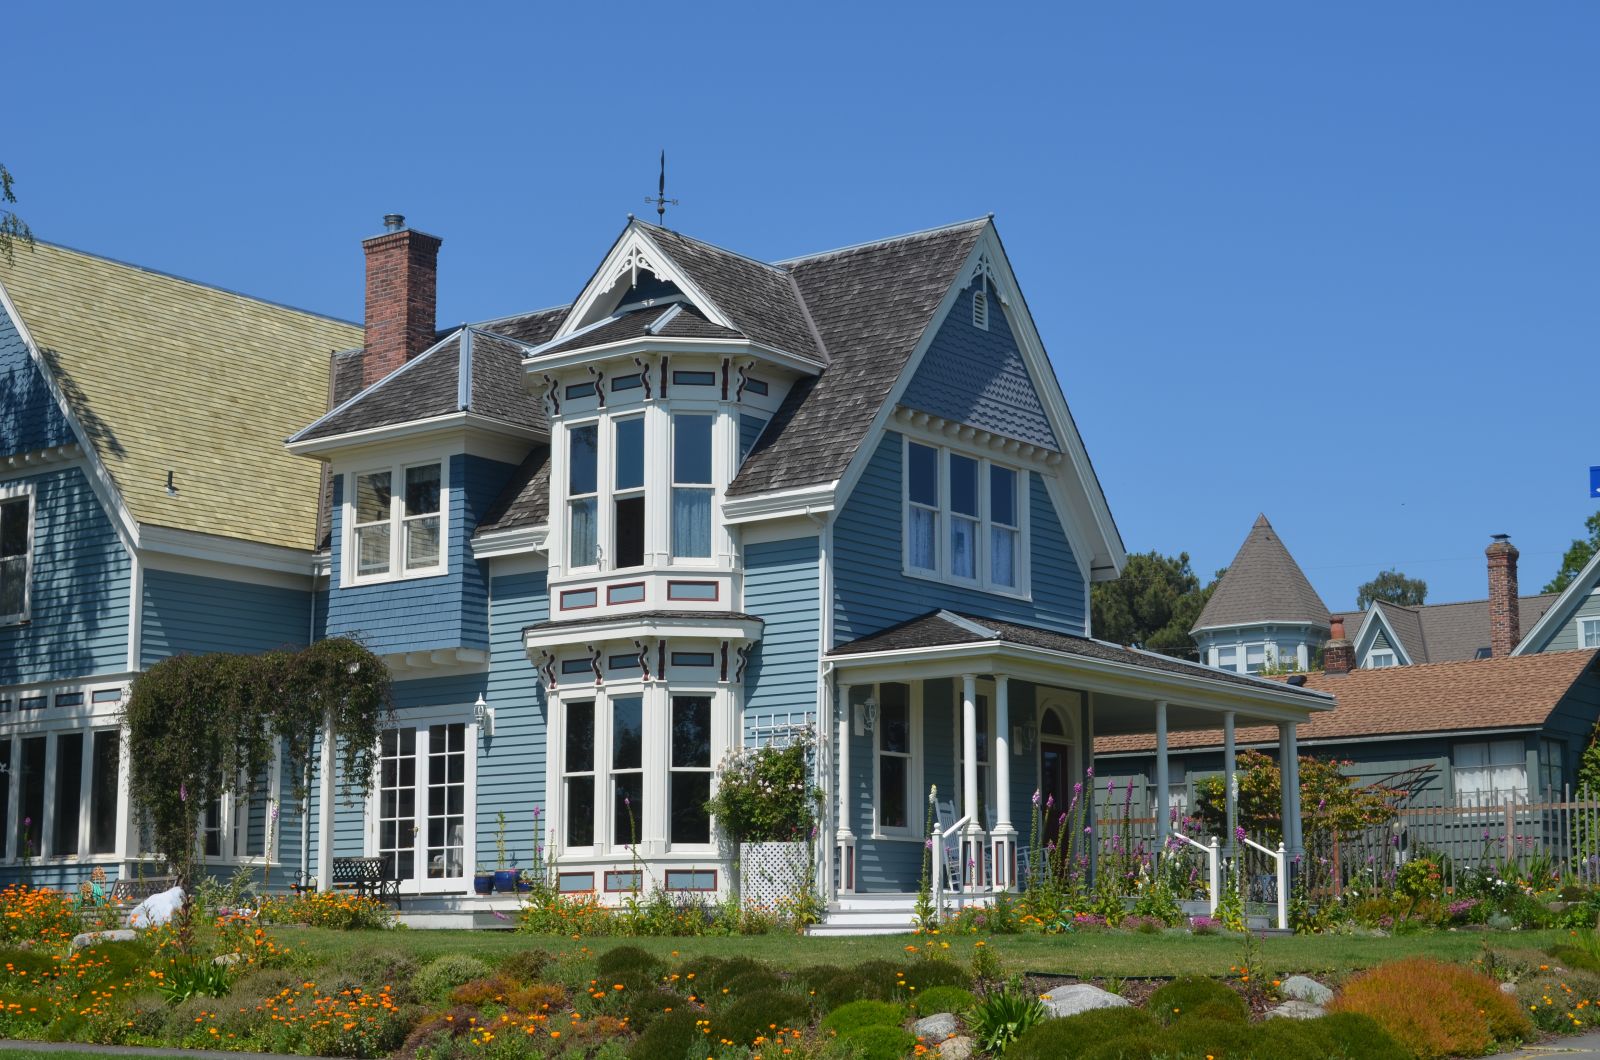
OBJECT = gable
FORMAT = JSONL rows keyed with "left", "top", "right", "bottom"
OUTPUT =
{"left": 1516, "top": 547, "right": 1600, "bottom": 655}
{"left": 0, "top": 301, "right": 75, "bottom": 459}
{"left": 898, "top": 280, "right": 1057, "bottom": 449}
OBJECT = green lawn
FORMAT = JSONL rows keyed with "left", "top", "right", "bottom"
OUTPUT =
{"left": 278, "top": 924, "right": 1568, "bottom": 981}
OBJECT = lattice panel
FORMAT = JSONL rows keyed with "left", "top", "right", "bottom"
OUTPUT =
{"left": 739, "top": 841, "right": 809, "bottom": 909}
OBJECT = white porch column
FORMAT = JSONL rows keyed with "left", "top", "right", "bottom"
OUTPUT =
{"left": 992, "top": 675, "right": 1015, "bottom": 889}
{"left": 1084, "top": 691, "right": 1097, "bottom": 888}
{"left": 1278, "top": 721, "right": 1296, "bottom": 857}
{"left": 960, "top": 673, "right": 982, "bottom": 891}
{"left": 1154, "top": 700, "right": 1170, "bottom": 854}
{"left": 316, "top": 708, "right": 335, "bottom": 893}
{"left": 1283, "top": 721, "right": 1302, "bottom": 856}
{"left": 835, "top": 683, "right": 855, "bottom": 894}
{"left": 1223, "top": 711, "right": 1237, "bottom": 857}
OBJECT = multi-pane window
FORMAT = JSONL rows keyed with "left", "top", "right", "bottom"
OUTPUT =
{"left": 375, "top": 723, "right": 468, "bottom": 887}
{"left": 672, "top": 415, "right": 714, "bottom": 560}
{"left": 877, "top": 683, "right": 912, "bottom": 832}
{"left": 670, "top": 695, "right": 712, "bottom": 844}
{"left": 613, "top": 418, "right": 646, "bottom": 569}
{"left": 425, "top": 723, "right": 466, "bottom": 880}
{"left": 611, "top": 695, "right": 644, "bottom": 846}
{"left": 1540, "top": 738, "right": 1564, "bottom": 799}
{"left": 903, "top": 440, "right": 1026, "bottom": 593}
{"left": 0, "top": 490, "right": 31, "bottom": 623}
{"left": 379, "top": 728, "right": 418, "bottom": 881}
{"left": 16, "top": 737, "right": 43, "bottom": 859}
{"left": 568, "top": 425, "right": 600, "bottom": 568}
{"left": 1367, "top": 649, "right": 1398, "bottom": 668}
{"left": 1580, "top": 618, "right": 1600, "bottom": 649}
{"left": 1455, "top": 738, "right": 1528, "bottom": 807}
{"left": 350, "top": 462, "right": 444, "bottom": 580}
{"left": 565, "top": 701, "right": 596, "bottom": 847}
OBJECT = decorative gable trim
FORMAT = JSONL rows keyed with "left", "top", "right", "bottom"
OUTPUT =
{"left": 1351, "top": 605, "right": 1415, "bottom": 667}
{"left": 553, "top": 225, "right": 736, "bottom": 340}
{"left": 1513, "top": 547, "right": 1600, "bottom": 655}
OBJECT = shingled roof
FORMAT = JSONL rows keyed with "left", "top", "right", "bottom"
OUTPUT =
{"left": 1192, "top": 514, "right": 1331, "bottom": 632}
{"left": 1095, "top": 649, "right": 1600, "bottom": 754}
{"left": 1356, "top": 594, "right": 1561, "bottom": 664}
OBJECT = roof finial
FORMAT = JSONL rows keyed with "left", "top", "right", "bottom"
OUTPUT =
{"left": 644, "top": 150, "right": 678, "bottom": 226}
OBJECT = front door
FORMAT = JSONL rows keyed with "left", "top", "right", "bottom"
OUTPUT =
{"left": 375, "top": 722, "right": 471, "bottom": 893}
{"left": 1039, "top": 740, "right": 1073, "bottom": 844}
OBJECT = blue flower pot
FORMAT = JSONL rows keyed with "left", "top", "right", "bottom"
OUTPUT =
{"left": 493, "top": 869, "right": 521, "bottom": 893}
{"left": 473, "top": 873, "right": 495, "bottom": 896}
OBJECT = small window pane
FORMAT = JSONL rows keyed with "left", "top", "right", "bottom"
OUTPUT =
{"left": 566, "top": 701, "right": 594, "bottom": 772}
{"left": 404, "top": 464, "right": 441, "bottom": 516}
{"left": 614, "top": 774, "right": 643, "bottom": 846}
{"left": 670, "top": 772, "right": 711, "bottom": 844}
{"left": 17, "top": 737, "right": 43, "bottom": 858}
{"left": 672, "top": 488, "right": 712, "bottom": 559}
{"left": 54, "top": 733, "right": 84, "bottom": 855}
{"left": 0, "top": 499, "right": 26, "bottom": 557}
{"left": 612, "top": 697, "right": 643, "bottom": 771}
{"left": 672, "top": 696, "right": 711, "bottom": 768}
{"left": 569, "top": 498, "right": 598, "bottom": 567}
{"left": 615, "top": 418, "right": 645, "bottom": 491}
{"left": 951, "top": 516, "right": 976, "bottom": 579}
{"left": 879, "top": 756, "right": 908, "bottom": 830}
{"left": 614, "top": 496, "right": 645, "bottom": 568}
{"left": 908, "top": 444, "right": 939, "bottom": 507}
{"left": 355, "top": 471, "right": 391, "bottom": 524}
{"left": 1582, "top": 619, "right": 1600, "bottom": 649}
{"left": 879, "top": 683, "right": 910, "bottom": 754}
{"left": 0, "top": 556, "right": 22, "bottom": 617}
{"left": 566, "top": 778, "right": 594, "bottom": 846}
{"left": 990, "top": 466, "right": 1017, "bottom": 526}
{"left": 569, "top": 424, "right": 599, "bottom": 495}
{"left": 405, "top": 516, "right": 440, "bottom": 570}
{"left": 908, "top": 508, "right": 936, "bottom": 571}
{"left": 674, "top": 415, "right": 714, "bottom": 485}
{"left": 356, "top": 524, "right": 391, "bottom": 577}
{"left": 950, "top": 455, "right": 978, "bottom": 517}
{"left": 991, "top": 526, "right": 1017, "bottom": 587}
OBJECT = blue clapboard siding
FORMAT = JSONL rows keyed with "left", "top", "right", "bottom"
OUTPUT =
{"left": 140, "top": 569, "right": 311, "bottom": 665}
{"left": 899, "top": 283, "right": 1057, "bottom": 450}
{"left": 742, "top": 537, "right": 819, "bottom": 734}
{"left": 325, "top": 453, "right": 517, "bottom": 656}
{"left": 0, "top": 306, "right": 75, "bottom": 458}
{"left": 833, "top": 432, "right": 1085, "bottom": 645}
{"left": 482, "top": 570, "right": 549, "bottom": 870}
{"left": 0, "top": 467, "right": 130, "bottom": 687}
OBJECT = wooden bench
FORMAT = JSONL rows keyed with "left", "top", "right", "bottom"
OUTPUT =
{"left": 109, "top": 875, "right": 179, "bottom": 904}
{"left": 330, "top": 856, "right": 401, "bottom": 908}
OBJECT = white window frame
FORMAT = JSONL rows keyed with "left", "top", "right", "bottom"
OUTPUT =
{"left": 343, "top": 458, "right": 448, "bottom": 586}
{"left": 0, "top": 482, "right": 36, "bottom": 627}
{"left": 362, "top": 704, "right": 477, "bottom": 894}
{"left": 1579, "top": 617, "right": 1600, "bottom": 650}
{"left": 611, "top": 414, "right": 648, "bottom": 571}
{"left": 1367, "top": 648, "right": 1398, "bottom": 668}
{"left": 866, "top": 682, "right": 924, "bottom": 841}
{"left": 901, "top": 437, "right": 1031, "bottom": 599}
{"left": 670, "top": 411, "right": 717, "bottom": 564}
{"left": 566, "top": 420, "right": 602, "bottom": 572}
{"left": 1213, "top": 645, "right": 1239, "bottom": 672}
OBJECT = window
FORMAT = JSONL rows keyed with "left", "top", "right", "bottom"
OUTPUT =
{"left": 672, "top": 415, "right": 714, "bottom": 560}
{"left": 877, "top": 683, "right": 912, "bottom": 831}
{"left": 611, "top": 696, "right": 644, "bottom": 846}
{"left": 568, "top": 425, "right": 599, "bottom": 569}
{"left": 16, "top": 737, "right": 44, "bottom": 859}
{"left": 670, "top": 695, "right": 712, "bottom": 844}
{"left": 89, "top": 731, "right": 119, "bottom": 855}
{"left": 425, "top": 723, "right": 466, "bottom": 880}
{"left": 1580, "top": 618, "right": 1600, "bottom": 649}
{"left": 378, "top": 728, "right": 417, "bottom": 881}
{"left": 53, "top": 733, "right": 83, "bottom": 856}
{"left": 1244, "top": 644, "right": 1266, "bottom": 675}
{"left": 0, "top": 487, "right": 32, "bottom": 624}
{"left": 349, "top": 462, "right": 444, "bottom": 580}
{"left": 0, "top": 738, "right": 8, "bottom": 858}
{"left": 1214, "top": 645, "right": 1239, "bottom": 672}
{"left": 1455, "top": 738, "right": 1527, "bottom": 807}
{"left": 903, "top": 440, "right": 1026, "bottom": 593}
{"left": 564, "top": 701, "right": 595, "bottom": 847}
{"left": 1367, "top": 649, "right": 1398, "bottom": 668}
{"left": 613, "top": 417, "right": 646, "bottom": 569}
{"left": 376, "top": 723, "right": 468, "bottom": 888}
{"left": 1539, "top": 738, "right": 1564, "bottom": 799}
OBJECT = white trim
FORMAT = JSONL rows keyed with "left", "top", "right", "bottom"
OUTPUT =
{"left": 0, "top": 480, "right": 37, "bottom": 627}
{"left": 1578, "top": 616, "right": 1600, "bottom": 651}
{"left": 553, "top": 226, "right": 737, "bottom": 339}
{"left": 0, "top": 443, "right": 82, "bottom": 473}
{"left": 524, "top": 614, "right": 762, "bottom": 655}
{"left": 138, "top": 524, "right": 316, "bottom": 578}
{"left": 286, "top": 412, "right": 544, "bottom": 458}
{"left": 900, "top": 435, "right": 1031, "bottom": 600}
{"left": 1515, "top": 547, "right": 1600, "bottom": 655}
{"left": 1366, "top": 648, "right": 1399, "bottom": 669}
{"left": 341, "top": 457, "right": 449, "bottom": 587}
{"left": 125, "top": 550, "right": 143, "bottom": 672}
{"left": 1351, "top": 605, "right": 1414, "bottom": 667}
{"left": 528, "top": 336, "right": 823, "bottom": 378}
{"left": 721, "top": 482, "right": 838, "bottom": 525}
{"left": 382, "top": 648, "right": 490, "bottom": 678}
{"left": 364, "top": 707, "right": 479, "bottom": 894}
{"left": 470, "top": 525, "right": 547, "bottom": 560}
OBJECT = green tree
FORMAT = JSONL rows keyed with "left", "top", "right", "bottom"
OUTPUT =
{"left": 0, "top": 163, "right": 34, "bottom": 265}
{"left": 1544, "top": 512, "right": 1600, "bottom": 594}
{"left": 1356, "top": 568, "right": 1427, "bottom": 610}
{"left": 1091, "top": 551, "right": 1222, "bottom": 660}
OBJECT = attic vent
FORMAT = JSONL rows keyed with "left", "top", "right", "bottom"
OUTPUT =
{"left": 972, "top": 289, "right": 989, "bottom": 331}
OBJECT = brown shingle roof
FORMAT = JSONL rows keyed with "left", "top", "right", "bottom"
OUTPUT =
{"left": 1192, "top": 514, "right": 1331, "bottom": 632}
{"left": 1095, "top": 649, "right": 1600, "bottom": 754}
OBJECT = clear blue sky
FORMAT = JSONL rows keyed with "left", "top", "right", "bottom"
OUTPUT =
{"left": 7, "top": 2, "right": 1597, "bottom": 609}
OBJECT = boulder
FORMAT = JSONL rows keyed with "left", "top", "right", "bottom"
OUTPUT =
{"left": 70, "top": 929, "right": 137, "bottom": 951}
{"left": 1500, "top": 981, "right": 1518, "bottom": 995}
{"left": 1279, "top": 975, "right": 1333, "bottom": 1005}
{"left": 212, "top": 952, "right": 246, "bottom": 967}
{"left": 914, "top": 1012, "right": 959, "bottom": 1040}
{"left": 127, "top": 886, "right": 185, "bottom": 928}
{"left": 940, "top": 1035, "right": 976, "bottom": 1060}
{"left": 1040, "top": 984, "right": 1131, "bottom": 1018}
{"left": 1266, "top": 999, "right": 1326, "bottom": 1020}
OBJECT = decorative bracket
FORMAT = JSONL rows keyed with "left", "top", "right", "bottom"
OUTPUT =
{"left": 734, "top": 643, "right": 754, "bottom": 684}
{"left": 588, "top": 644, "right": 603, "bottom": 686}
{"left": 537, "top": 650, "right": 557, "bottom": 692}
{"left": 734, "top": 360, "right": 757, "bottom": 401}
{"left": 588, "top": 365, "right": 606, "bottom": 408}
{"left": 542, "top": 374, "right": 561, "bottom": 419}
{"left": 633, "top": 355, "right": 654, "bottom": 400}
{"left": 635, "top": 639, "right": 653, "bottom": 682}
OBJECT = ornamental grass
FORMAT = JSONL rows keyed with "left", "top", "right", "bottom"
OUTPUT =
{"left": 1329, "top": 956, "right": 1532, "bottom": 1059}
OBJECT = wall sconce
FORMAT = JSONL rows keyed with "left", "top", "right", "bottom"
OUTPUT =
{"left": 1014, "top": 725, "right": 1037, "bottom": 754}
{"left": 474, "top": 694, "right": 494, "bottom": 737}
{"left": 854, "top": 697, "right": 878, "bottom": 736}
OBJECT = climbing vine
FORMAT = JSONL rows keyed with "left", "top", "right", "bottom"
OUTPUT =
{"left": 122, "top": 637, "right": 391, "bottom": 885}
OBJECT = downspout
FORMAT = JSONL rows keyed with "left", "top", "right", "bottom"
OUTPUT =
{"left": 809, "top": 508, "right": 835, "bottom": 901}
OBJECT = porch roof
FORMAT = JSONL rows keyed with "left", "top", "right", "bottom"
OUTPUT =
{"left": 828, "top": 610, "right": 1335, "bottom": 733}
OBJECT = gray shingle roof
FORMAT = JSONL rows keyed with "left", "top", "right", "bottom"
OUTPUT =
{"left": 1363, "top": 594, "right": 1561, "bottom": 664}
{"left": 524, "top": 610, "right": 762, "bottom": 634}
{"left": 830, "top": 609, "right": 1329, "bottom": 699}
{"left": 476, "top": 444, "right": 550, "bottom": 534}
{"left": 530, "top": 304, "right": 740, "bottom": 360}
{"left": 1192, "top": 514, "right": 1332, "bottom": 632}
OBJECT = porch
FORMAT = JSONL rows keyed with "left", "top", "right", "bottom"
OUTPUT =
{"left": 822, "top": 611, "right": 1332, "bottom": 908}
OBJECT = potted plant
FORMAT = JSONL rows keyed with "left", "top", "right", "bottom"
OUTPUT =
{"left": 493, "top": 811, "right": 521, "bottom": 893}
{"left": 473, "top": 866, "right": 495, "bottom": 896}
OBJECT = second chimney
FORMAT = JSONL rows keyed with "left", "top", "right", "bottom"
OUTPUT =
{"left": 1487, "top": 533, "right": 1521, "bottom": 657}
{"left": 361, "top": 214, "right": 442, "bottom": 387}
{"left": 1323, "top": 615, "right": 1354, "bottom": 675}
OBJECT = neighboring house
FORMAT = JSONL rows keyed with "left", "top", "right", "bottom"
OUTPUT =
{"left": 0, "top": 242, "right": 362, "bottom": 887}
{"left": 1514, "top": 544, "right": 1600, "bottom": 656}
{"left": 279, "top": 214, "right": 1332, "bottom": 915}
{"left": 1191, "top": 514, "right": 1331, "bottom": 674}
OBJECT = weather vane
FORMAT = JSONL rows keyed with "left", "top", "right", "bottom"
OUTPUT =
{"left": 645, "top": 150, "right": 678, "bottom": 225}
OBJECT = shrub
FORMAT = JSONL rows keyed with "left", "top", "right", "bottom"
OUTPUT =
{"left": 815, "top": 971, "right": 886, "bottom": 1009}
{"left": 1007, "top": 1007, "right": 1158, "bottom": 1060}
{"left": 506, "top": 982, "right": 567, "bottom": 1013}
{"left": 821, "top": 999, "right": 907, "bottom": 1035}
{"left": 451, "top": 976, "right": 517, "bottom": 1005}
{"left": 1160, "top": 1016, "right": 1255, "bottom": 1057}
{"left": 703, "top": 956, "right": 765, "bottom": 991}
{"left": 1517, "top": 971, "right": 1600, "bottom": 1034}
{"left": 1329, "top": 957, "right": 1532, "bottom": 1059}
{"left": 717, "top": 988, "right": 814, "bottom": 1047}
{"left": 623, "top": 986, "right": 682, "bottom": 1030}
{"left": 841, "top": 1023, "right": 917, "bottom": 1060}
{"left": 1249, "top": 1017, "right": 1339, "bottom": 1059}
{"left": 337, "top": 947, "right": 420, "bottom": 1002}
{"left": 1147, "top": 976, "right": 1248, "bottom": 1025}
{"left": 902, "top": 959, "right": 973, "bottom": 992}
{"left": 853, "top": 959, "right": 902, "bottom": 990}
{"left": 0, "top": 885, "right": 83, "bottom": 950}
{"left": 413, "top": 953, "right": 494, "bottom": 1004}
{"left": 966, "top": 989, "right": 1048, "bottom": 1054}
{"left": 716, "top": 968, "right": 784, "bottom": 1000}
{"left": 596, "top": 944, "right": 661, "bottom": 979}
{"left": 912, "top": 985, "right": 977, "bottom": 1015}
{"left": 627, "top": 1009, "right": 697, "bottom": 1060}
{"left": 1318, "top": 1012, "right": 1410, "bottom": 1059}
{"left": 257, "top": 891, "right": 393, "bottom": 930}
{"left": 496, "top": 947, "right": 554, "bottom": 984}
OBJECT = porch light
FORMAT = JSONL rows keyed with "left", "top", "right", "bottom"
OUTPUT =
{"left": 1017, "top": 725, "right": 1036, "bottom": 753}
{"left": 474, "top": 694, "right": 494, "bottom": 737}
{"left": 857, "top": 697, "right": 878, "bottom": 734}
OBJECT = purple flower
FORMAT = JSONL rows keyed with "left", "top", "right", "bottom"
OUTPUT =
{"left": 22, "top": 816, "right": 29, "bottom": 828}
{"left": 180, "top": 783, "right": 187, "bottom": 803}
{"left": 1235, "top": 826, "right": 1247, "bottom": 843}
{"left": 532, "top": 806, "right": 543, "bottom": 819}
{"left": 1085, "top": 765, "right": 1095, "bottom": 779}
{"left": 1031, "top": 789, "right": 1042, "bottom": 807}
{"left": 1073, "top": 781, "right": 1082, "bottom": 795}
{"left": 1045, "top": 794, "right": 1055, "bottom": 809}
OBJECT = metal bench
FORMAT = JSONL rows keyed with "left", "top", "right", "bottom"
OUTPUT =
{"left": 330, "top": 856, "right": 401, "bottom": 908}
{"left": 109, "top": 875, "right": 179, "bottom": 903}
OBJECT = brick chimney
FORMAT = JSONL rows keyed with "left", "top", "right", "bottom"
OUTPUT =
{"left": 361, "top": 214, "right": 442, "bottom": 387}
{"left": 1323, "top": 615, "right": 1354, "bottom": 675}
{"left": 1487, "top": 533, "right": 1521, "bottom": 657}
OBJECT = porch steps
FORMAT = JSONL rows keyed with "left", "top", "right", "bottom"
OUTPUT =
{"left": 808, "top": 892, "right": 993, "bottom": 937}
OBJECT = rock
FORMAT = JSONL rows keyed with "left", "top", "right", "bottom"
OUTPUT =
{"left": 1500, "top": 981, "right": 1518, "bottom": 995}
{"left": 940, "top": 1035, "right": 976, "bottom": 1060}
{"left": 1040, "top": 984, "right": 1131, "bottom": 1018}
{"left": 914, "top": 1012, "right": 959, "bottom": 1040}
{"left": 212, "top": 952, "right": 246, "bottom": 967}
{"left": 70, "top": 929, "right": 137, "bottom": 951}
{"left": 1279, "top": 975, "right": 1333, "bottom": 1005}
{"left": 1267, "top": 1000, "right": 1325, "bottom": 1020}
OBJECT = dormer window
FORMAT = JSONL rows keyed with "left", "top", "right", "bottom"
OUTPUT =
{"left": 614, "top": 417, "right": 646, "bottom": 569}
{"left": 672, "top": 414, "right": 714, "bottom": 559}
{"left": 348, "top": 461, "right": 445, "bottom": 582}
{"left": 568, "top": 424, "right": 600, "bottom": 569}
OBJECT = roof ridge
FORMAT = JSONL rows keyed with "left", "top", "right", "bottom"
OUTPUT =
{"left": 633, "top": 221, "right": 792, "bottom": 275}
{"left": 14, "top": 239, "right": 363, "bottom": 328}
{"left": 466, "top": 303, "right": 571, "bottom": 330}
{"left": 775, "top": 217, "right": 992, "bottom": 266}
{"left": 1326, "top": 649, "right": 1595, "bottom": 676}
{"left": 289, "top": 328, "right": 462, "bottom": 442}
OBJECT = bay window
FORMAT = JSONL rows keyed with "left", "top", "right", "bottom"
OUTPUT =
{"left": 903, "top": 439, "right": 1027, "bottom": 593}
{"left": 672, "top": 415, "right": 714, "bottom": 560}
{"left": 613, "top": 418, "right": 646, "bottom": 569}
{"left": 0, "top": 486, "right": 33, "bottom": 624}
{"left": 568, "top": 425, "right": 600, "bottom": 569}
{"left": 1, "top": 728, "right": 121, "bottom": 861}
{"left": 348, "top": 461, "right": 445, "bottom": 581}
{"left": 611, "top": 695, "right": 644, "bottom": 845}
{"left": 670, "top": 695, "right": 712, "bottom": 844}
{"left": 565, "top": 700, "right": 596, "bottom": 847}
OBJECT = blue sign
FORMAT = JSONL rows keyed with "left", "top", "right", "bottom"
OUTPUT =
{"left": 1592, "top": 466, "right": 1600, "bottom": 498}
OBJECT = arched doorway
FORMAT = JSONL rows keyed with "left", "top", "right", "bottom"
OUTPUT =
{"left": 1036, "top": 702, "right": 1077, "bottom": 844}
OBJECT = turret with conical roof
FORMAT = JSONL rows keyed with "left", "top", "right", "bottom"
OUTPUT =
{"left": 1192, "top": 514, "right": 1331, "bottom": 674}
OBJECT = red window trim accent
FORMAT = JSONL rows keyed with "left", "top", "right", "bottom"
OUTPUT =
{"left": 664, "top": 868, "right": 718, "bottom": 892}
{"left": 666, "top": 580, "right": 719, "bottom": 602}
{"left": 606, "top": 581, "right": 647, "bottom": 605}
{"left": 557, "top": 871, "right": 596, "bottom": 893}
{"left": 603, "top": 869, "right": 644, "bottom": 892}
{"left": 560, "top": 587, "right": 598, "bottom": 611}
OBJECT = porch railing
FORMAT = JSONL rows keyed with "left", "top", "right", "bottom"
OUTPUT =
{"left": 1171, "top": 831, "right": 1221, "bottom": 916}
{"left": 1236, "top": 836, "right": 1288, "bottom": 930}
{"left": 929, "top": 787, "right": 973, "bottom": 921}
